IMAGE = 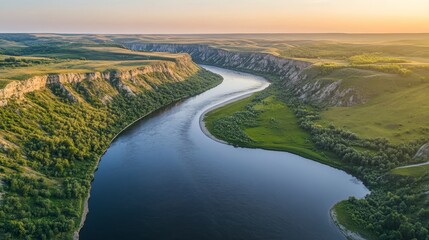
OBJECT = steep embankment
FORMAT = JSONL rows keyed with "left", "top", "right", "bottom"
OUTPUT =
{"left": 126, "top": 43, "right": 429, "bottom": 240}
{"left": 125, "top": 43, "right": 365, "bottom": 106}
{"left": 0, "top": 55, "right": 222, "bottom": 240}
{"left": 0, "top": 55, "right": 197, "bottom": 106}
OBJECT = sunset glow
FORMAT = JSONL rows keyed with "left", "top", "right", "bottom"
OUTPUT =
{"left": 1, "top": 0, "right": 429, "bottom": 33}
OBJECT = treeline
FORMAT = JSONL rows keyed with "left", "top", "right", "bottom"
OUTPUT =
{"left": 275, "top": 85, "right": 429, "bottom": 240}
{"left": 284, "top": 94, "right": 422, "bottom": 184}
{"left": 348, "top": 53, "right": 407, "bottom": 65}
{"left": 211, "top": 109, "right": 258, "bottom": 146}
{"left": 0, "top": 68, "right": 222, "bottom": 239}
{"left": 209, "top": 90, "right": 274, "bottom": 146}
{"left": 343, "top": 186, "right": 429, "bottom": 240}
{"left": 0, "top": 57, "right": 52, "bottom": 68}
{"left": 207, "top": 77, "right": 429, "bottom": 239}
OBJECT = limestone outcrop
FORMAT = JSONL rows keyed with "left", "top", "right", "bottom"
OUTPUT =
{"left": 124, "top": 43, "right": 364, "bottom": 107}
{"left": 0, "top": 55, "right": 198, "bottom": 106}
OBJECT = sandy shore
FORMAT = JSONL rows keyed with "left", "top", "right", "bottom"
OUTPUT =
{"left": 197, "top": 77, "right": 368, "bottom": 240}
{"left": 199, "top": 80, "right": 270, "bottom": 145}
{"left": 199, "top": 92, "right": 255, "bottom": 144}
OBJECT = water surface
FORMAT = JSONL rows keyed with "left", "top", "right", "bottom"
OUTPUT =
{"left": 80, "top": 66, "right": 369, "bottom": 240}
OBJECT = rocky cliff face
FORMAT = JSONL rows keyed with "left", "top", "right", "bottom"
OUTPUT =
{"left": 125, "top": 43, "right": 364, "bottom": 107}
{"left": 0, "top": 55, "right": 198, "bottom": 107}
{"left": 126, "top": 43, "right": 310, "bottom": 83}
{"left": 293, "top": 79, "right": 365, "bottom": 107}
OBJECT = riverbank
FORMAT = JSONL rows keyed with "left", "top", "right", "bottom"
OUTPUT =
{"left": 330, "top": 206, "right": 367, "bottom": 240}
{"left": 73, "top": 105, "right": 176, "bottom": 240}
{"left": 132, "top": 38, "right": 429, "bottom": 240}
{"left": 202, "top": 88, "right": 342, "bottom": 168}
{"left": 79, "top": 65, "right": 368, "bottom": 240}
{"left": 200, "top": 79, "right": 371, "bottom": 240}
{"left": 199, "top": 91, "right": 269, "bottom": 145}
{"left": 0, "top": 62, "right": 222, "bottom": 239}
{"left": 73, "top": 75, "right": 223, "bottom": 239}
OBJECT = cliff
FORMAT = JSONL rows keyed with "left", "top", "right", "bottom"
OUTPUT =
{"left": 0, "top": 54, "right": 198, "bottom": 107}
{"left": 125, "top": 43, "right": 365, "bottom": 106}
{"left": 0, "top": 53, "right": 223, "bottom": 240}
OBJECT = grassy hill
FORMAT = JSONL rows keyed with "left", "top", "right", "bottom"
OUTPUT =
{"left": 0, "top": 45, "right": 183, "bottom": 88}
{"left": 186, "top": 34, "right": 429, "bottom": 240}
{"left": 1, "top": 33, "right": 429, "bottom": 239}
{"left": 99, "top": 33, "right": 429, "bottom": 144}
{"left": 0, "top": 36, "right": 223, "bottom": 239}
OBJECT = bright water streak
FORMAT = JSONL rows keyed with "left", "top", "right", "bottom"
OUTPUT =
{"left": 80, "top": 66, "right": 369, "bottom": 240}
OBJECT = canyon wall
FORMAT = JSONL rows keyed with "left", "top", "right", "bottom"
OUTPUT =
{"left": 0, "top": 55, "right": 198, "bottom": 106}
{"left": 125, "top": 43, "right": 365, "bottom": 106}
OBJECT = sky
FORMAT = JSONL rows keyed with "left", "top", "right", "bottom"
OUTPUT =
{"left": 1, "top": 0, "right": 429, "bottom": 34}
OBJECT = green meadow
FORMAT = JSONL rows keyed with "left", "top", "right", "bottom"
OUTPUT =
{"left": 1, "top": 33, "right": 429, "bottom": 239}
{"left": 205, "top": 93, "right": 340, "bottom": 167}
{"left": 391, "top": 165, "right": 429, "bottom": 178}
{"left": 0, "top": 42, "right": 183, "bottom": 87}
{"left": 197, "top": 34, "right": 429, "bottom": 239}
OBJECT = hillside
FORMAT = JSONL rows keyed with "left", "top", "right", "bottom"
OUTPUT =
{"left": 0, "top": 39, "right": 222, "bottom": 239}
{"left": 116, "top": 34, "right": 429, "bottom": 240}
{"left": 115, "top": 34, "right": 429, "bottom": 143}
{"left": 1, "top": 33, "right": 429, "bottom": 239}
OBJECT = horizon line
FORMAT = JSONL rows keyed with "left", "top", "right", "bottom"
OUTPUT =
{"left": 1, "top": 32, "right": 429, "bottom": 35}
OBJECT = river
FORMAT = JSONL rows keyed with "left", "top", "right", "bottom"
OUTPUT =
{"left": 79, "top": 66, "right": 369, "bottom": 240}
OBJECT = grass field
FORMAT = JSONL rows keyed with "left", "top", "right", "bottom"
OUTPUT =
{"left": 0, "top": 33, "right": 222, "bottom": 239}
{"left": 319, "top": 82, "right": 429, "bottom": 143}
{"left": 106, "top": 33, "right": 429, "bottom": 144}
{"left": 1, "top": 33, "right": 429, "bottom": 240}
{"left": 117, "top": 33, "right": 429, "bottom": 62}
{"left": 205, "top": 94, "right": 341, "bottom": 167}
{"left": 391, "top": 165, "right": 429, "bottom": 177}
{"left": 0, "top": 45, "right": 187, "bottom": 88}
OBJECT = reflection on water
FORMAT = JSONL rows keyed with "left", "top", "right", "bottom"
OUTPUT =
{"left": 80, "top": 66, "right": 369, "bottom": 240}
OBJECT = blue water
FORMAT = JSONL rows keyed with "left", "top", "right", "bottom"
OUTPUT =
{"left": 80, "top": 66, "right": 369, "bottom": 240}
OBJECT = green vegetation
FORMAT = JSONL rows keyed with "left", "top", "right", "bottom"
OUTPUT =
{"left": 0, "top": 69, "right": 221, "bottom": 239}
{"left": 348, "top": 53, "right": 407, "bottom": 65}
{"left": 2, "top": 33, "right": 429, "bottom": 239}
{"left": 204, "top": 73, "right": 429, "bottom": 240}
{"left": 391, "top": 165, "right": 429, "bottom": 177}
{"left": 122, "top": 33, "right": 429, "bottom": 240}
{"left": 320, "top": 82, "right": 429, "bottom": 143}
{"left": 0, "top": 57, "right": 52, "bottom": 68}
{"left": 0, "top": 35, "right": 223, "bottom": 239}
{"left": 122, "top": 33, "right": 429, "bottom": 62}
{"left": 205, "top": 90, "right": 340, "bottom": 167}
{"left": 333, "top": 189, "right": 429, "bottom": 240}
{"left": 0, "top": 37, "right": 183, "bottom": 88}
{"left": 0, "top": 54, "right": 172, "bottom": 87}
{"left": 333, "top": 200, "right": 376, "bottom": 239}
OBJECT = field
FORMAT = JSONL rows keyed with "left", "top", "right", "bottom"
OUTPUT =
{"left": 192, "top": 33, "right": 429, "bottom": 240}
{"left": 0, "top": 36, "right": 184, "bottom": 88}
{"left": 1, "top": 33, "right": 429, "bottom": 239}
{"left": 104, "top": 33, "right": 429, "bottom": 144}
{"left": 0, "top": 34, "right": 225, "bottom": 239}
{"left": 391, "top": 164, "right": 429, "bottom": 177}
{"left": 205, "top": 93, "right": 341, "bottom": 167}
{"left": 320, "top": 82, "right": 429, "bottom": 143}
{"left": 117, "top": 33, "right": 429, "bottom": 62}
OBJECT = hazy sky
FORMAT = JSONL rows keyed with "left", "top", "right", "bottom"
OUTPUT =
{"left": 1, "top": 0, "right": 429, "bottom": 33}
